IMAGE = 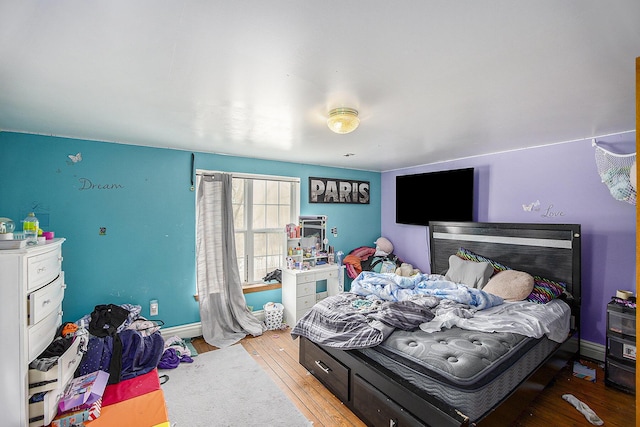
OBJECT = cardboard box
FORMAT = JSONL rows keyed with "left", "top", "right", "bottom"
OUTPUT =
{"left": 58, "top": 371, "right": 109, "bottom": 413}
{"left": 51, "top": 398, "right": 102, "bottom": 427}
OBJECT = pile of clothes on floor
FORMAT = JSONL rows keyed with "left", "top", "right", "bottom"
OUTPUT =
{"left": 74, "top": 303, "right": 197, "bottom": 379}
{"left": 26, "top": 303, "right": 200, "bottom": 426}
{"left": 31, "top": 302, "right": 198, "bottom": 385}
{"left": 158, "top": 335, "right": 194, "bottom": 369}
{"left": 75, "top": 303, "right": 166, "bottom": 384}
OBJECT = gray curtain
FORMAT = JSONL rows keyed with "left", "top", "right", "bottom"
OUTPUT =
{"left": 196, "top": 172, "right": 264, "bottom": 347}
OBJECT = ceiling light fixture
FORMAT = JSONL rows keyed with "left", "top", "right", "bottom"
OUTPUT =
{"left": 327, "top": 108, "right": 360, "bottom": 134}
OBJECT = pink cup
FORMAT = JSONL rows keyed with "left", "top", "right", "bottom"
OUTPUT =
{"left": 42, "top": 231, "right": 55, "bottom": 240}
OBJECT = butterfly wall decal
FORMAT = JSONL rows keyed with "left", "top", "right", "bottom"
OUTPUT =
{"left": 67, "top": 152, "right": 82, "bottom": 164}
{"left": 522, "top": 200, "right": 540, "bottom": 212}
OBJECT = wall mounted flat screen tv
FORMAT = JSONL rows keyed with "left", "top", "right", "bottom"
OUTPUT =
{"left": 396, "top": 167, "right": 474, "bottom": 226}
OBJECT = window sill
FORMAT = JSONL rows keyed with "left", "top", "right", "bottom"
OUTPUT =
{"left": 193, "top": 282, "right": 282, "bottom": 301}
{"left": 243, "top": 282, "right": 282, "bottom": 294}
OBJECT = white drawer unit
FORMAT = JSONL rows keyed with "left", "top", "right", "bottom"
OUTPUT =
{"left": 281, "top": 264, "right": 340, "bottom": 325}
{"left": 0, "top": 238, "right": 67, "bottom": 427}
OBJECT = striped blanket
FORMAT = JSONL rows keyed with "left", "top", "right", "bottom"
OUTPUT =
{"left": 290, "top": 292, "right": 440, "bottom": 349}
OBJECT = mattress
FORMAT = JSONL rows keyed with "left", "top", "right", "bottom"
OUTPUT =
{"left": 359, "top": 326, "right": 559, "bottom": 422}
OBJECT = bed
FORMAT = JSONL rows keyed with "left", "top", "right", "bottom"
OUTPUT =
{"left": 292, "top": 221, "right": 581, "bottom": 427}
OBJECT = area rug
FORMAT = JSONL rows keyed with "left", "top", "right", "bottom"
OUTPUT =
{"left": 160, "top": 344, "right": 312, "bottom": 426}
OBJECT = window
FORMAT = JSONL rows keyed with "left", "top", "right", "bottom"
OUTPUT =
{"left": 232, "top": 174, "right": 299, "bottom": 285}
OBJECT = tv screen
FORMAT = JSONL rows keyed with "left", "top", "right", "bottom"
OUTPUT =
{"left": 396, "top": 167, "right": 474, "bottom": 226}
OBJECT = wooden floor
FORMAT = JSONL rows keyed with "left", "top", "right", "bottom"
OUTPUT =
{"left": 191, "top": 330, "right": 635, "bottom": 427}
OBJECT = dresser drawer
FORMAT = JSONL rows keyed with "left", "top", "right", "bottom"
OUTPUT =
{"left": 28, "top": 273, "right": 65, "bottom": 326}
{"left": 297, "top": 281, "right": 316, "bottom": 297}
{"left": 324, "top": 268, "right": 338, "bottom": 280}
{"left": 28, "top": 306, "right": 63, "bottom": 362}
{"left": 301, "top": 339, "right": 349, "bottom": 403}
{"left": 29, "top": 331, "right": 86, "bottom": 394}
{"left": 29, "top": 388, "right": 60, "bottom": 427}
{"left": 296, "top": 270, "right": 317, "bottom": 285}
{"left": 27, "top": 246, "right": 62, "bottom": 292}
{"left": 296, "top": 293, "right": 317, "bottom": 312}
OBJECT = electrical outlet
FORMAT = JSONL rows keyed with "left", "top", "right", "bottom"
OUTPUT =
{"left": 331, "top": 227, "right": 338, "bottom": 237}
{"left": 150, "top": 300, "right": 159, "bottom": 316}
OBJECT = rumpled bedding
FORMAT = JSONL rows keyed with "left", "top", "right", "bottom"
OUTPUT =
{"left": 290, "top": 292, "right": 440, "bottom": 349}
{"left": 420, "top": 298, "right": 571, "bottom": 343}
{"left": 292, "top": 271, "right": 571, "bottom": 349}
{"left": 350, "top": 271, "right": 504, "bottom": 309}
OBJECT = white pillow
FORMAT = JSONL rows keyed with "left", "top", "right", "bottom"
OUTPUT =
{"left": 444, "top": 255, "right": 493, "bottom": 289}
{"left": 483, "top": 270, "right": 534, "bottom": 301}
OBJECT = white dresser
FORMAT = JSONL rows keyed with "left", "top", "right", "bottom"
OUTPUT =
{"left": 0, "top": 238, "right": 81, "bottom": 427}
{"left": 281, "top": 264, "right": 341, "bottom": 325}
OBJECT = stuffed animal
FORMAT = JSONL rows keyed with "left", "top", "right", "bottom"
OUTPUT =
{"left": 395, "top": 262, "right": 421, "bottom": 277}
{"left": 374, "top": 237, "right": 393, "bottom": 257}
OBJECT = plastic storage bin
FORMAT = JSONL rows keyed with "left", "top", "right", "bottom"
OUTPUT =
{"left": 608, "top": 335, "right": 636, "bottom": 361}
{"left": 607, "top": 305, "right": 636, "bottom": 337}
{"left": 263, "top": 302, "right": 284, "bottom": 330}
{"left": 605, "top": 358, "right": 636, "bottom": 394}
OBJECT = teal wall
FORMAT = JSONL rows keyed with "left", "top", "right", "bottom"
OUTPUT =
{"left": 0, "top": 132, "right": 381, "bottom": 327}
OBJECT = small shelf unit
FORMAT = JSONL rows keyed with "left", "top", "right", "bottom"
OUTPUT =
{"left": 285, "top": 215, "right": 331, "bottom": 269}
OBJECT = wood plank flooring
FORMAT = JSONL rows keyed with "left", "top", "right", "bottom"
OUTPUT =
{"left": 191, "top": 330, "right": 635, "bottom": 426}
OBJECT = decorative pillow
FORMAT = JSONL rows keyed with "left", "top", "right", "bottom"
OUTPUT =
{"left": 455, "top": 247, "right": 567, "bottom": 304}
{"left": 527, "top": 275, "right": 567, "bottom": 304}
{"left": 483, "top": 270, "right": 534, "bottom": 301}
{"left": 455, "top": 247, "right": 509, "bottom": 275}
{"left": 444, "top": 255, "right": 493, "bottom": 289}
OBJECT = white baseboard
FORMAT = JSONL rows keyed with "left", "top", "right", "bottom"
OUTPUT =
{"left": 581, "top": 339, "right": 606, "bottom": 363}
{"left": 161, "top": 315, "right": 606, "bottom": 363}
{"left": 160, "top": 310, "right": 266, "bottom": 340}
{"left": 160, "top": 322, "right": 202, "bottom": 339}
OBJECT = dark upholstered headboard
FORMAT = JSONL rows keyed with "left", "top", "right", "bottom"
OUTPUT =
{"left": 429, "top": 222, "right": 582, "bottom": 310}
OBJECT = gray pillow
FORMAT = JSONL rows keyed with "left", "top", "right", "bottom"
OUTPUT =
{"left": 444, "top": 255, "right": 493, "bottom": 289}
{"left": 483, "top": 270, "right": 535, "bottom": 301}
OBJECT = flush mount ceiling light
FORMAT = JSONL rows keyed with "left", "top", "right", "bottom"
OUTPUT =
{"left": 327, "top": 108, "right": 360, "bottom": 134}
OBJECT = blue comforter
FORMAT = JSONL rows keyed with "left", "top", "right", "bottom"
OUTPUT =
{"left": 350, "top": 271, "right": 503, "bottom": 310}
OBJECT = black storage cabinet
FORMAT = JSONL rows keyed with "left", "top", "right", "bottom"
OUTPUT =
{"left": 605, "top": 299, "right": 636, "bottom": 394}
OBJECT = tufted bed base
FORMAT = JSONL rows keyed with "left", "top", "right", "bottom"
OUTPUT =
{"left": 359, "top": 328, "right": 562, "bottom": 422}
{"left": 300, "top": 332, "right": 578, "bottom": 426}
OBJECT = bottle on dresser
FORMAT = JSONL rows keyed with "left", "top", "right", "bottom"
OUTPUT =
{"left": 23, "top": 212, "right": 39, "bottom": 245}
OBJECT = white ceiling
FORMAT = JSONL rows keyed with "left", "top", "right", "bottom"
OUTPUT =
{"left": 1, "top": 2, "right": 638, "bottom": 172}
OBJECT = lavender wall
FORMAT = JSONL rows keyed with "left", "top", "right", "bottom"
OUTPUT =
{"left": 381, "top": 132, "right": 636, "bottom": 347}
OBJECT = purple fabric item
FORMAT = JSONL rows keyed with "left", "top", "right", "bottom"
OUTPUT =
{"left": 158, "top": 348, "right": 180, "bottom": 369}
{"left": 77, "top": 329, "right": 164, "bottom": 381}
{"left": 158, "top": 347, "right": 194, "bottom": 369}
{"left": 119, "top": 329, "right": 164, "bottom": 380}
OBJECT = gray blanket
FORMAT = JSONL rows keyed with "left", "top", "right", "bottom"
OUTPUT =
{"left": 290, "top": 292, "right": 440, "bottom": 349}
